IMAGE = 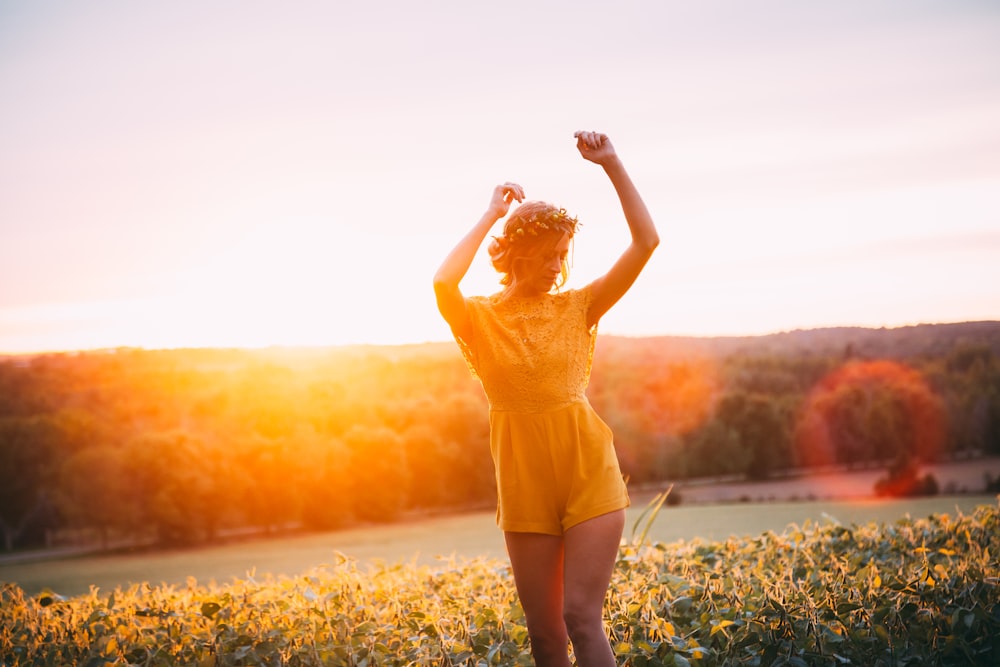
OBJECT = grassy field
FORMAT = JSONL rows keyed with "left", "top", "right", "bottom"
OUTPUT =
{"left": 3, "top": 500, "right": 998, "bottom": 665}
{"left": 1, "top": 494, "right": 994, "bottom": 598}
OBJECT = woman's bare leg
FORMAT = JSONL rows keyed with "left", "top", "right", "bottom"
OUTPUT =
{"left": 562, "top": 510, "right": 625, "bottom": 667}
{"left": 504, "top": 531, "right": 573, "bottom": 667}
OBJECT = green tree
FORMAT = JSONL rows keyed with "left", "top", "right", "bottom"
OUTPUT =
{"left": 298, "top": 434, "right": 356, "bottom": 530}
{"left": 123, "top": 432, "right": 230, "bottom": 545}
{"left": 716, "top": 392, "right": 790, "bottom": 480}
{"left": 941, "top": 345, "right": 1000, "bottom": 456}
{"left": 343, "top": 424, "right": 408, "bottom": 522}
{"left": 0, "top": 417, "right": 57, "bottom": 550}
{"left": 680, "top": 419, "right": 745, "bottom": 478}
{"left": 233, "top": 434, "right": 304, "bottom": 535}
{"left": 57, "top": 446, "right": 129, "bottom": 548}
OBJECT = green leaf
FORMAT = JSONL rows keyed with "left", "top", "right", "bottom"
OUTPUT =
{"left": 710, "top": 620, "right": 734, "bottom": 636}
{"left": 200, "top": 601, "right": 222, "bottom": 619}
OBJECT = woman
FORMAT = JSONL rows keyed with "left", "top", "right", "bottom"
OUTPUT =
{"left": 433, "top": 130, "right": 659, "bottom": 667}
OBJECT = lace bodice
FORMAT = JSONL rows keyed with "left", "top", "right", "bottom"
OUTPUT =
{"left": 456, "top": 287, "right": 598, "bottom": 412}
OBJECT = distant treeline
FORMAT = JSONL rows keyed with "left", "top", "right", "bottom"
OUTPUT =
{"left": 1, "top": 321, "right": 998, "bottom": 550}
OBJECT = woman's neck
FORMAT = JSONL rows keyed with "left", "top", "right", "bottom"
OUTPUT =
{"left": 502, "top": 282, "right": 549, "bottom": 299}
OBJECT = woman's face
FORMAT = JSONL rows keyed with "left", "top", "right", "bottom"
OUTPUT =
{"left": 512, "top": 232, "right": 571, "bottom": 294}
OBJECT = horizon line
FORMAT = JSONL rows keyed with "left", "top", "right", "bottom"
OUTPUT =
{"left": 2, "top": 319, "right": 997, "bottom": 358}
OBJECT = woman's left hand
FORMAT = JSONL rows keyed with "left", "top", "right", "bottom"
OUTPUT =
{"left": 574, "top": 130, "right": 617, "bottom": 165}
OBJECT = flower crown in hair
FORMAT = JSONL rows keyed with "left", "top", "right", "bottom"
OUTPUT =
{"left": 505, "top": 207, "right": 579, "bottom": 243}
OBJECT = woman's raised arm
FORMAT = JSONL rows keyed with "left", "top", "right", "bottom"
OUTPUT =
{"left": 576, "top": 131, "right": 659, "bottom": 328}
{"left": 433, "top": 182, "right": 524, "bottom": 341}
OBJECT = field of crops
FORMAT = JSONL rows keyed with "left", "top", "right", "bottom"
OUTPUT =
{"left": 3, "top": 501, "right": 998, "bottom": 666}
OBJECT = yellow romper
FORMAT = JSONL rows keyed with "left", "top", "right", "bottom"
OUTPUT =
{"left": 456, "top": 285, "right": 630, "bottom": 535}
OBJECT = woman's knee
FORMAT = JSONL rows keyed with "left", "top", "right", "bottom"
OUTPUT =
{"left": 562, "top": 599, "right": 603, "bottom": 640}
{"left": 526, "top": 624, "right": 570, "bottom": 664}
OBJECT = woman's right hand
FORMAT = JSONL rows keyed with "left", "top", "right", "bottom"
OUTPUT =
{"left": 487, "top": 182, "right": 524, "bottom": 219}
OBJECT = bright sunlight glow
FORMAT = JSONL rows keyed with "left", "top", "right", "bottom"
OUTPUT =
{"left": 1, "top": 1, "right": 998, "bottom": 353}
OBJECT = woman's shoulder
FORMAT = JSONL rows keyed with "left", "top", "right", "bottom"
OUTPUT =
{"left": 468, "top": 287, "right": 592, "bottom": 314}
{"left": 466, "top": 294, "right": 492, "bottom": 305}
{"left": 491, "top": 285, "right": 593, "bottom": 301}
{"left": 563, "top": 285, "right": 593, "bottom": 299}
{"left": 558, "top": 285, "right": 594, "bottom": 308}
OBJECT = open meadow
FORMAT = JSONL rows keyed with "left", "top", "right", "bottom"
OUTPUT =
{"left": 2, "top": 494, "right": 994, "bottom": 598}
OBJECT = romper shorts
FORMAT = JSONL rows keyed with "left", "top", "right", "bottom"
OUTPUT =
{"left": 489, "top": 399, "right": 630, "bottom": 535}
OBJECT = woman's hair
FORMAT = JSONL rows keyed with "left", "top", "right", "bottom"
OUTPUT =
{"left": 488, "top": 201, "right": 580, "bottom": 288}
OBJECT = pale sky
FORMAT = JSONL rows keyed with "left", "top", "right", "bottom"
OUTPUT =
{"left": 2, "top": 0, "right": 998, "bottom": 353}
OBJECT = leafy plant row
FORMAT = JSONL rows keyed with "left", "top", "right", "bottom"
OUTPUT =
{"left": 2, "top": 502, "right": 998, "bottom": 666}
